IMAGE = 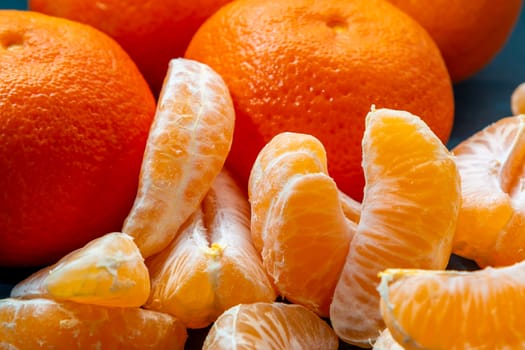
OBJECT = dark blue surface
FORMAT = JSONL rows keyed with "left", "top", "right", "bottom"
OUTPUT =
{"left": 450, "top": 9, "right": 525, "bottom": 147}
{"left": 0, "top": 2, "right": 524, "bottom": 349}
{"left": 1, "top": 0, "right": 26, "bottom": 10}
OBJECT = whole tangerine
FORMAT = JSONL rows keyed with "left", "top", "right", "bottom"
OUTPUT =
{"left": 185, "top": 0, "right": 454, "bottom": 200}
{"left": 387, "top": 0, "right": 523, "bottom": 82}
{"left": 28, "top": 0, "right": 233, "bottom": 95}
{"left": 0, "top": 10, "right": 156, "bottom": 266}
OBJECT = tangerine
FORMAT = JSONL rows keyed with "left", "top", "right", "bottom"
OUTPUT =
{"left": 29, "top": 0, "right": 233, "bottom": 94}
{"left": 185, "top": 0, "right": 454, "bottom": 200}
{"left": 387, "top": 0, "right": 523, "bottom": 82}
{"left": 0, "top": 10, "right": 155, "bottom": 266}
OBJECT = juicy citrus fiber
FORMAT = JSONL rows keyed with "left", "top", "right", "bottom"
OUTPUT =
{"left": 29, "top": 0, "right": 233, "bottom": 95}
{"left": 203, "top": 302, "right": 339, "bottom": 349}
{"left": 10, "top": 232, "right": 149, "bottom": 308}
{"left": 378, "top": 262, "right": 525, "bottom": 349}
{"left": 185, "top": 0, "right": 454, "bottom": 200}
{"left": 145, "top": 170, "right": 276, "bottom": 328}
{"left": 387, "top": 0, "right": 523, "bottom": 82}
{"left": 452, "top": 115, "right": 525, "bottom": 267}
{"left": 248, "top": 132, "right": 355, "bottom": 317}
{"left": 0, "top": 298, "right": 187, "bottom": 349}
{"left": 0, "top": 10, "right": 156, "bottom": 266}
{"left": 330, "top": 108, "right": 461, "bottom": 346}
{"left": 122, "top": 58, "right": 235, "bottom": 259}
{"left": 373, "top": 329, "right": 403, "bottom": 350}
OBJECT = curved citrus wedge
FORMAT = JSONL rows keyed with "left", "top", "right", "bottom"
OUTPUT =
{"left": 0, "top": 298, "right": 187, "bottom": 349}
{"left": 373, "top": 329, "right": 403, "bottom": 350}
{"left": 202, "top": 302, "right": 339, "bottom": 349}
{"left": 248, "top": 132, "right": 331, "bottom": 252}
{"left": 378, "top": 261, "right": 525, "bottom": 349}
{"left": 10, "top": 232, "right": 149, "bottom": 307}
{"left": 511, "top": 83, "right": 525, "bottom": 115}
{"left": 144, "top": 170, "right": 276, "bottom": 328}
{"left": 122, "top": 58, "right": 235, "bottom": 258}
{"left": 248, "top": 132, "right": 354, "bottom": 316}
{"left": 452, "top": 114, "right": 525, "bottom": 267}
{"left": 330, "top": 108, "right": 461, "bottom": 346}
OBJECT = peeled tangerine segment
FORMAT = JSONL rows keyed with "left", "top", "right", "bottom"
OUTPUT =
{"left": 122, "top": 58, "right": 235, "bottom": 258}
{"left": 511, "top": 83, "right": 525, "bottom": 115}
{"left": 144, "top": 170, "right": 276, "bottom": 328}
{"left": 248, "top": 132, "right": 355, "bottom": 317}
{"left": 329, "top": 108, "right": 461, "bottom": 346}
{"left": 378, "top": 261, "right": 525, "bottom": 349}
{"left": 452, "top": 114, "right": 525, "bottom": 267}
{"left": 0, "top": 298, "right": 187, "bottom": 350}
{"left": 264, "top": 171, "right": 354, "bottom": 315}
{"left": 10, "top": 232, "right": 149, "bottom": 307}
{"left": 248, "top": 132, "right": 330, "bottom": 252}
{"left": 203, "top": 302, "right": 339, "bottom": 350}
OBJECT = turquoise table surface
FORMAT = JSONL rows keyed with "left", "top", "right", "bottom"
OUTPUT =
{"left": 1, "top": 1, "right": 524, "bottom": 349}
{"left": 1, "top": 0, "right": 26, "bottom": 9}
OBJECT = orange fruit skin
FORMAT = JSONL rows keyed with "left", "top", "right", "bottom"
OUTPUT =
{"left": 387, "top": 0, "right": 523, "bottom": 82}
{"left": 185, "top": 0, "right": 454, "bottom": 200}
{"left": 0, "top": 11, "right": 156, "bottom": 266}
{"left": 0, "top": 298, "right": 187, "bottom": 349}
{"left": 29, "top": 0, "right": 233, "bottom": 95}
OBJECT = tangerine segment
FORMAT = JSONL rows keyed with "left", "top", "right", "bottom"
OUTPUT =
{"left": 248, "top": 132, "right": 329, "bottom": 252}
{"left": 452, "top": 115, "right": 525, "bottom": 267}
{"left": 378, "top": 262, "right": 525, "bottom": 350}
{"left": 10, "top": 232, "right": 149, "bottom": 307}
{"left": 145, "top": 170, "right": 276, "bottom": 328}
{"left": 122, "top": 58, "right": 235, "bottom": 258}
{"left": 248, "top": 132, "right": 354, "bottom": 317}
{"left": 0, "top": 298, "right": 187, "bottom": 349}
{"left": 264, "top": 173, "right": 354, "bottom": 316}
{"left": 330, "top": 108, "right": 460, "bottom": 347}
{"left": 512, "top": 83, "right": 525, "bottom": 115}
{"left": 202, "top": 302, "right": 339, "bottom": 349}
